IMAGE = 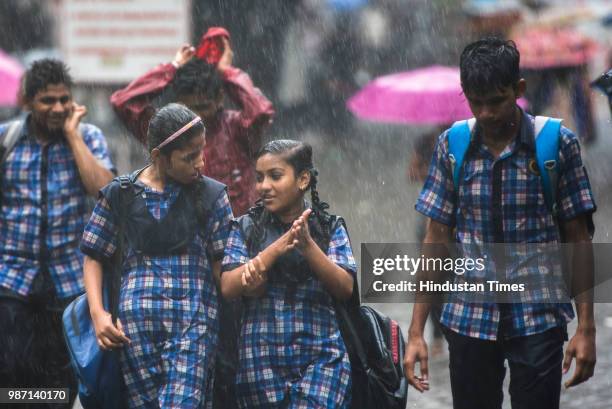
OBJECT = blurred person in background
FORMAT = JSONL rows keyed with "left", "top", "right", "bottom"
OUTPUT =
{"left": 111, "top": 33, "right": 274, "bottom": 218}
{"left": 0, "top": 59, "right": 115, "bottom": 407}
{"left": 591, "top": 67, "right": 612, "bottom": 117}
{"left": 523, "top": 66, "right": 598, "bottom": 144}
{"left": 406, "top": 127, "right": 448, "bottom": 358}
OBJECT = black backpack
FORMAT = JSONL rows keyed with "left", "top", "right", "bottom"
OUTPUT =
{"left": 335, "top": 286, "right": 408, "bottom": 409}
{"left": 334, "top": 219, "right": 408, "bottom": 409}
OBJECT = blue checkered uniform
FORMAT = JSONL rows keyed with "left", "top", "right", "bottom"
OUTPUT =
{"left": 81, "top": 178, "right": 233, "bottom": 409}
{"left": 222, "top": 216, "right": 356, "bottom": 408}
{"left": 416, "top": 111, "right": 596, "bottom": 340}
{"left": 0, "top": 116, "right": 114, "bottom": 298}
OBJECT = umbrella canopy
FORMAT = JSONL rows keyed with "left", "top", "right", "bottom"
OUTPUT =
{"left": 463, "top": 0, "right": 523, "bottom": 16}
{"left": 328, "top": 0, "right": 368, "bottom": 12}
{"left": 0, "top": 50, "right": 23, "bottom": 106}
{"left": 512, "top": 27, "right": 598, "bottom": 69}
{"left": 347, "top": 65, "right": 527, "bottom": 125}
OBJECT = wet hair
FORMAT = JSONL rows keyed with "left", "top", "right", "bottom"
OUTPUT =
{"left": 257, "top": 139, "right": 330, "bottom": 217}
{"left": 147, "top": 102, "right": 205, "bottom": 154}
{"left": 23, "top": 59, "right": 73, "bottom": 100}
{"left": 247, "top": 139, "right": 334, "bottom": 253}
{"left": 146, "top": 103, "right": 208, "bottom": 225}
{"left": 460, "top": 37, "right": 520, "bottom": 95}
{"left": 171, "top": 59, "right": 223, "bottom": 101}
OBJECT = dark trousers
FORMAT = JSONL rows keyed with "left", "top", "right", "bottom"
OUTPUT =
{"left": 443, "top": 324, "right": 566, "bottom": 409}
{"left": 0, "top": 282, "right": 78, "bottom": 409}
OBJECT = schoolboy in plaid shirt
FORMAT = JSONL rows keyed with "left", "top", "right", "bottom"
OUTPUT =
{"left": 0, "top": 59, "right": 114, "bottom": 406}
{"left": 404, "top": 38, "right": 596, "bottom": 409}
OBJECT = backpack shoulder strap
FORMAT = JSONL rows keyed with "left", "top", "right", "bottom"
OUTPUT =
{"left": 324, "top": 215, "right": 373, "bottom": 370}
{"left": 534, "top": 116, "right": 562, "bottom": 216}
{"left": 117, "top": 174, "right": 131, "bottom": 189}
{"left": 329, "top": 215, "right": 360, "bottom": 305}
{"left": 199, "top": 176, "right": 227, "bottom": 211}
{"left": 0, "top": 120, "right": 24, "bottom": 164}
{"left": 448, "top": 118, "right": 476, "bottom": 191}
{"left": 108, "top": 175, "right": 132, "bottom": 323}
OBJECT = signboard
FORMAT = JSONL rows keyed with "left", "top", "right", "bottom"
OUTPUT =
{"left": 59, "top": 0, "right": 191, "bottom": 83}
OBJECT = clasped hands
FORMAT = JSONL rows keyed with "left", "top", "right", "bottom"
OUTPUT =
{"left": 241, "top": 209, "right": 314, "bottom": 292}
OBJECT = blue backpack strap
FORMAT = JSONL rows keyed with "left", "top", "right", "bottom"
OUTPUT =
{"left": 448, "top": 118, "right": 476, "bottom": 191}
{"left": 534, "top": 116, "right": 562, "bottom": 216}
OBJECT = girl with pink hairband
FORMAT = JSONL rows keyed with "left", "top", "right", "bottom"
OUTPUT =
{"left": 81, "top": 103, "right": 233, "bottom": 408}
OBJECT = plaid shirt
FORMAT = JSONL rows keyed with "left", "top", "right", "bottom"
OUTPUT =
{"left": 222, "top": 216, "right": 356, "bottom": 408}
{"left": 416, "top": 110, "right": 596, "bottom": 340}
{"left": 81, "top": 177, "right": 233, "bottom": 408}
{"left": 0, "top": 116, "right": 114, "bottom": 298}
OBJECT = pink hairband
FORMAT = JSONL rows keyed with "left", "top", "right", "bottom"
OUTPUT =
{"left": 155, "top": 116, "right": 203, "bottom": 150}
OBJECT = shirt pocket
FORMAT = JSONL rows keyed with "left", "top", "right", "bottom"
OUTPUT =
{"left": 49, "top": 152, "right": 82, "bottom": 197}
{"left": 458, "top": 162, "right": 489, "bottom": 223}
{"left": 507, "top": 156, "right": 551, "bottom": 235}
{"left": 510, "top": 157, "right": 546, "bottom": 209}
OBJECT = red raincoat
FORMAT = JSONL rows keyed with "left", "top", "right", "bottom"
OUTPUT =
{"left": 110, "top": 63, "right": 274, "bottom": 216}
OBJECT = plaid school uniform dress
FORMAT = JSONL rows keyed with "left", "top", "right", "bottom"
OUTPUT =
{"left": 415, "top": 110, "right": 596, "bottom": 340}
{"left": 81, "top": 177, "right": 233, "bottom": 409}
{"left": 222, "top": 218, "right": 357, "bottom": 409}
{"left": 0, "top": 117, "right": 114, "bottom": 298}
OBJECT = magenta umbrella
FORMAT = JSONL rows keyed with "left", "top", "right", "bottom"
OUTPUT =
{"left": 347, "top": 65, "right": 527, "bottom": 125}
{"left": 0, "top": 50, "right": 24, "bottom": 106}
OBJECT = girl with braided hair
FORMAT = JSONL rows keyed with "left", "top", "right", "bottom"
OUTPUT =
{"left": 221, "top": 139, "right": 356, "bottom": 408}
{"left": 80, "top": 103, "right": 233, "bottom": 408}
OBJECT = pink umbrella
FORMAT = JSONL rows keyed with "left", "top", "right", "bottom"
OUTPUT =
{"left": 0, "top": 50, "right": 24, "bottom": 106}
{"left": 347, "top": 65, "right": 527, "bottom": 125}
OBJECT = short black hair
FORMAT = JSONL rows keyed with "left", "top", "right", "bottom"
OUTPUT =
{"left": 24, "top": 59, "right": 73, "bottom": 100}
{"left": 171, "top": 59, "right": 223, "bottom": 101}
{"left": 460, "top": 37, "right": 520, "bottom": 95}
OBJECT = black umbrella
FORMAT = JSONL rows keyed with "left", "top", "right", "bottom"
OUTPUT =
{"left": 591, "top": 69, "right": 612, "bottom": 116}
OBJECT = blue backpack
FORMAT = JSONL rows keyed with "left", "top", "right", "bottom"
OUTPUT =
{"left": 448, "top": 116, "right": 563, "bottom": 216}
{"left": 62, "top": 176, "right": 131, "bottom": 409}
{"left": 62, "top": 283, "right": 126, "bottom": 409}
